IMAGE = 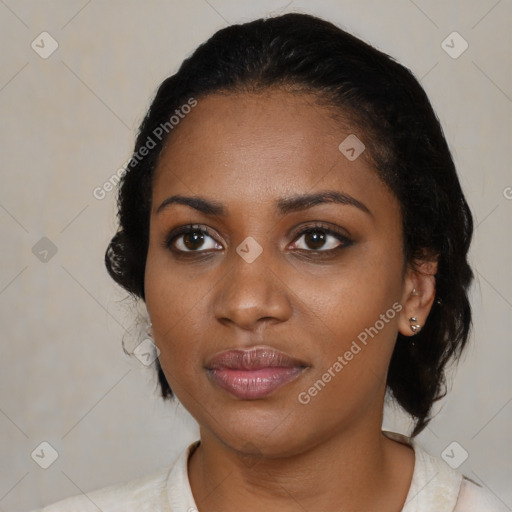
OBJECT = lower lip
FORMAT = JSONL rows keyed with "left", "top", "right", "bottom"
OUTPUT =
{"left": 207, "top": 367, "right": 304, "bottom": 399}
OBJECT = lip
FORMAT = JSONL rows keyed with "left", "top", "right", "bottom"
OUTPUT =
{"left": 206, "top": 346, "right": 308, "bottom": 400}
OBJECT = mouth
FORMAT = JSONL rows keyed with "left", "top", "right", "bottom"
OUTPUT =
{"left": 205, "top": 346, "right": 309, "bottom": 400}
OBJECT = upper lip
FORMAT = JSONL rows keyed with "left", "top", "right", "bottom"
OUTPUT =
{"left": 206, "top": 346, "right": 308, "bottom": 371}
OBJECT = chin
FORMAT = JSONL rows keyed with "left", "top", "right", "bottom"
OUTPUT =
{"left": 199, "top": 399, "right": 319, "bottom": 459}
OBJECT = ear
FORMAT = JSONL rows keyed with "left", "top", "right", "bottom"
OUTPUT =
{"left": 398, "top": 258, "right": 438, "bottom": 337}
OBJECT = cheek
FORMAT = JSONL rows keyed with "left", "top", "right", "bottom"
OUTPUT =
{"left": 289, "top": 244, "right": 403, "bottom": 331}
{"left": 295, "top": 289, "right": 401, "bottom": 423}
{"left": 144, "top": 251, "right": 209, "bottom": 369}
{"left": 145, "top": 240, "right": 211, "bottom": 318}
{"left": 288, "top": 246, "right": 403, "bottom": 383}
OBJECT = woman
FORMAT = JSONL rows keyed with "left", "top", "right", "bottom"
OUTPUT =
{"left": 38, "top": 12, "right": 505, "bottom": 512}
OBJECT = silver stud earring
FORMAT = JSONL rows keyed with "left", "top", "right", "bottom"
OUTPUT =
{"left": 411, "top": 288, "right": 420, "bottom": 296}
{"left": 409, "top": 317, "right": 421, "bottom": 334}
{"left": 146, "top": 322, "right": 154, "bottom": 338}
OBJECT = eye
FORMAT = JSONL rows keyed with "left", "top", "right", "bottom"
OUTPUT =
{"left": 290, "top": 224, "right": 352, "bottom": 252}
{"left": 163, "top": 223, "right": 351, "bottom": 255}
{"left": 164, "top": 225, "right": 223, "bottom": 253}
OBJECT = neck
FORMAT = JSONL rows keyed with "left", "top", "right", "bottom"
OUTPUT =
{"left": 188, "top": 419, "right": 414, "bottom": 512}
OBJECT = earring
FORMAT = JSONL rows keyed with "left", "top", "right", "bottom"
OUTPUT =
{"left": 411, "top": 288, "right": 420, "bottom": 296}
{"left": 409, "top": 317, "right": 422, "bottom": 334}
{"left": 146, "top": 322, "right": 154, "bottom": 338}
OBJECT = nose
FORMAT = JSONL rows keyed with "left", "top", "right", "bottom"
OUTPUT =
{"left": 212, "top": 246, "right": 293, "bottom": 331}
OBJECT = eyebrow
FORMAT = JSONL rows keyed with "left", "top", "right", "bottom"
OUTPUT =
{"left": 156, "top": 191, "right": 371, "bottom": 217}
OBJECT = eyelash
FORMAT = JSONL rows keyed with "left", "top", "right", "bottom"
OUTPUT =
{"left": 162, "top": 222, "right": 353, "bottom": 258}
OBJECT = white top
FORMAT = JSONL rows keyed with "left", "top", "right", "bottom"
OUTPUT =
{"left": 36, "top": 431, "right": 507, "bottom": 511}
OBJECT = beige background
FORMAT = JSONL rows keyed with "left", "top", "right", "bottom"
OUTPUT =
{"left": 0, "top": 1, "right": 511, "bottom": 510}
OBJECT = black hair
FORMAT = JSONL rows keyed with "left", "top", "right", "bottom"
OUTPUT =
{"left": 105, "top": 13, "right": 473, "bottom": 437}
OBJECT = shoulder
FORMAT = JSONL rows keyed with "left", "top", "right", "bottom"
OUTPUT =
{"left": 383, "top": 431, "right": 506, "bottom": 512}
{"left": 35, "top": 440, "right": 201, "bottom": 512}
{"left": 453, "top": 477, "right": 509, "bottom": 512}
{"left": 37, "top": 466, "right": 172, "bottom": 512}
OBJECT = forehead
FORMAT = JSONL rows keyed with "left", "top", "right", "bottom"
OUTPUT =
{"left": 152, "top": 90, "right": 390, "bottom": 211}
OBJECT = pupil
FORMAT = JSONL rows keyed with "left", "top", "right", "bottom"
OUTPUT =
{"left": 184, "top": 231, "right": 204, "bottom": 250}
{"left": 306, "top": 230, "right": 325, "bottom": 249}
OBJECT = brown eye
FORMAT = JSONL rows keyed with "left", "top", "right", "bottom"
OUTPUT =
{"left": 303, "top": 230, "right": 327, "bottom": 250}
{"left": 165, "top": 226, "right": 223, "bottom": 253}
{"left": 183, "top": 231, "right": 206, "bottom": 251}
{"left": 293, "top": 228, "right": 345, "bottom": 251}
{"left": 289, "top": 223, "right": 354, "bottom": 255}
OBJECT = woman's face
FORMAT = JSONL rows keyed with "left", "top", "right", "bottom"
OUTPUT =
{"left": 145, "top": 90, "right": 417, "bottom": 457}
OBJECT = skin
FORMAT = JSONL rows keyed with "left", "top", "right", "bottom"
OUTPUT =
{"left": 144, "top": 89, "right": 437, "bottom": 512}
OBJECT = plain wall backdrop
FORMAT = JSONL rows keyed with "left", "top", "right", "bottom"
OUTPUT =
{"left": 0, "top": 1, "right": 511, "bottom": 510}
